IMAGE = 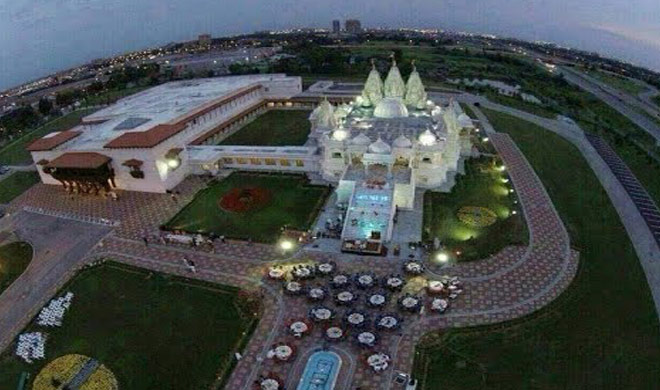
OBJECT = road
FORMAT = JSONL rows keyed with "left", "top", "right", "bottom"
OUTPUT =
{"left": 558, "top": 66, "right": 660, "bottom": 145}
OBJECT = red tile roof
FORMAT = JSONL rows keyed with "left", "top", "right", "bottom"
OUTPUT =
{"left": 104, "top": 123, "right": 186, "bottom": 149}
{"left": 27, "top": 130, "right": 82, "bottom": 152}
{"left": 104, "top": 84, "right": 263, "bottom": 149}
{"left": 46, "top": 152, "right": 111, "bottom": 169}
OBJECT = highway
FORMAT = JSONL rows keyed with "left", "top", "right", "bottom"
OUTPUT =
{"left": 559, "top": 66, "right": 660, "bottom": 145}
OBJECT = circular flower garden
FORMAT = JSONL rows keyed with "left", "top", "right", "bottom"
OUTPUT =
{"left": 456, "top": 206, "right": 497, "bottom": 228}
{"left": 218, "top": 187, "right": 271, "bottom": 213}
{"left": 33, "top": 354, "right": 118, "bottom": 390}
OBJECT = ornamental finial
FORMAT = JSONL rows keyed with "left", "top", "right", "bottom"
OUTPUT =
{"left": 390, "top": 52, "right": 396, "bottom": 66}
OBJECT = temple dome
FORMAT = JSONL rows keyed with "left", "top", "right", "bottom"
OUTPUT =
{"left": 419, "top": 129, "right": 437, "bottom": 146}
{"left": 393, "top": 134, "right": 413, "bottom": 148}
{"left": 332, "top": 127, "right": 349, "bottom": 141}
{"left": 374, "top": 97, "right": 409, "bottom": 119}
{"left": 351, "top": 133, "right": 371, "bottom": 146}
{"left": 368, "top": 137, "right": 392, "bottom": 154}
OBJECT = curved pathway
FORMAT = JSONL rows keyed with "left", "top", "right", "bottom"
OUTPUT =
{"left": 0, "top": 107, "right": 582, "bottom": 388}
{"left": 464, "top": 96, "right": 660, "bottom": 319}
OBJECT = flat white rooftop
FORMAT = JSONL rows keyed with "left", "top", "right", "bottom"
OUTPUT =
{"left": 62, "top": 74, "right": 290, "bottom": 151}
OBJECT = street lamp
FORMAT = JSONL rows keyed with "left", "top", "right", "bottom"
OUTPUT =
{"left": 436, "top": 252, "right": 449, "bottom": 263}
{"left": 280, "top": 240, "right": 294, "bottom": 251}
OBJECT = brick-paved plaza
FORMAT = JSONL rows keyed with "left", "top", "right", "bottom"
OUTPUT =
{"left": 0, "top": 133, "right": 578, "bottom": 389}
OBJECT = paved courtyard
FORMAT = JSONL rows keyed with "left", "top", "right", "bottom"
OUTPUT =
{"left": 0, "top": 133, "right": 578, "bottom": 389}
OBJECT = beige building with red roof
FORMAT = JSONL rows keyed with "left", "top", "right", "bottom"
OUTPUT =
{"left": 28, "top": 74, "right": 302, "bottom": 193}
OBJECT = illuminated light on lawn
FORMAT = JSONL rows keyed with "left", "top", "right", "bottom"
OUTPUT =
{"left": 280, "top": 240, "right": 294, "bottom": 251}
{"left": 482, "top": 137, "right": 489, "bottom": 142}
{"left": 512, "top": 210, "right": 518, "bottom": 215}
{"left": 501, "top": 178, "right": 509, "bottom": 183}
{"left": 436, "top": 252, "right": 449, "bottom": 263}
{"left": 509, "top": 188, "right": 515, "bottom": 193}
{"left": 167, "top": 159, "right": 180, "bottom": 169}
{"left": 497, "top": 165, "right": 506, "bottom": 172}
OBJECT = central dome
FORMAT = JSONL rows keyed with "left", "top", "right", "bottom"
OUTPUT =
{"left": 373, "top": 97, "right": 409, "bottom": 119}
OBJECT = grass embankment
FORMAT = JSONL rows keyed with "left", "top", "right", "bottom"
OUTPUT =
{"left": 413, "top": 110, "right": 660, "bottom": 389}
{"left": 0, "top": 241, "right": 33, "bottom": 294}
{"left": 0, "top": 262, "right": 258, "bottom": 390}
{"left": 0, "top": 171, "right": 39, "bottom": 203}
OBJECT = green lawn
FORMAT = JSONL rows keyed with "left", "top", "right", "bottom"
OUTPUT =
{"left": 219, "top": 110, "right": 312, "bottom": 146}
{"left": 423, "top": 157, "right": 527, "bottom": 261}
{"left": 413, "top": 110, "right": 660, "bottom": 389}
{"left": 0, "top": 171, "right": 40, "bottom": 203}
{"left": 0, "top": 109, "right": 95, "bottom": 165}
{"left": 0, "top": 262, "right": 258, "bottom": 390}
{"left": 0, "top": 241, "right": 33, "bottom": 294}
{"left": 164, "top": 173, "right": 329, "bottom": 242}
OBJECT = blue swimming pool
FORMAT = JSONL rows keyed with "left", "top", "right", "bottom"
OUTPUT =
{"left": 296, "top": 351, "right": 342, "bottom": 390}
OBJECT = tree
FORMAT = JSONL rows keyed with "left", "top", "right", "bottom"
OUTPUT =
{"left": 38, "top": 98, "right": 53, "bottom": 115}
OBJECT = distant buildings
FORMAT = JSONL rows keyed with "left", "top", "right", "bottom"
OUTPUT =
{"left": 159, "top": 47, "right": 281, "bottom": 77}
{"left": 332, "top": 20, "right": 341, "bottom": 34}
{"left": 345, "top": 20, "right": 362, "bottom": 35}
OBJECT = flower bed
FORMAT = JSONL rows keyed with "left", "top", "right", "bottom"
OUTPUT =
{"left": 456, "top": 206, "right": 497, "bottom": 228}
{"left": 218, "top": 187, "right": 271, "bottom": 213}
{"left": 32, "top": 354, "right": 88, "bottom": 390}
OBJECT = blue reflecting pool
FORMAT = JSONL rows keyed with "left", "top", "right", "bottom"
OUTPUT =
{"left": 296, "top": 350, "right": 342, "bottom": 390}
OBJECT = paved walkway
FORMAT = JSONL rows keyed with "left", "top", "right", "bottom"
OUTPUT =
{"left": 0, "top": 108, "right": 582, "bottom": 388}
{"left": 0, "top": 211, "right": 112, "bottom": 353}
{"left": 467, "top": 98, "right": 660, "bottom": 319}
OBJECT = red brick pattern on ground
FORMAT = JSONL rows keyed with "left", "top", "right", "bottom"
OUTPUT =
{"left": 2, "top": 132, "right": 578, "bottom": 389}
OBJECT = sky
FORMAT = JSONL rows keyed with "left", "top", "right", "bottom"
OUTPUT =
{"left": 1, "top": 0, "right": 660, "bottom": 90}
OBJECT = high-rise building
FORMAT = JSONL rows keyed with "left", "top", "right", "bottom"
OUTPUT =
{"left": 332, "top": 20, "right": 341, "bottom": 34}
{"left": 345, "top": 19, "right": 362, "bottom": 34}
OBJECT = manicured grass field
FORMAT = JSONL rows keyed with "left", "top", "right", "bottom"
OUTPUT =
{"left": 0, "top": 241, "right": 32, "bottom": 294}
{"left": 0, "top": 262, "right": 257, "bottom": 390}
{"left": 0, "top": 109, "right": 95, "bottom": 165}
{"left": 219, "top": 110, "right": 312, "bottom": 146}
{"left": 164, "top": 173, "right": 329, "bottom": 242}
{"left": 0, "top": 171, "right": 40, "bottom": 203}
{"left": 413, "top": 110, "right": 660, "bottom": 389}
{"left": 423, "top": 157, "right": 527, "bottom": 261}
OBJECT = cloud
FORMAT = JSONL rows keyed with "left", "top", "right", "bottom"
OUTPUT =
{"left": 591, "top": 23, "right": 660, "bottom": 50}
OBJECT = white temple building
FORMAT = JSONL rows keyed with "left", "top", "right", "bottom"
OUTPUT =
{"left": 310, "top": 59, "right": 472, "bottom": 252}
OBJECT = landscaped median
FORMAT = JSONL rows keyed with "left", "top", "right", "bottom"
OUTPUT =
{"left": 413, "top": 109, "right": 660, "bottom": 389}
{"left": 0, "top": 262, "right": 260, "bottom": 390}
{"left": 0, "top": 241, "right": 33, "bottom": 294}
